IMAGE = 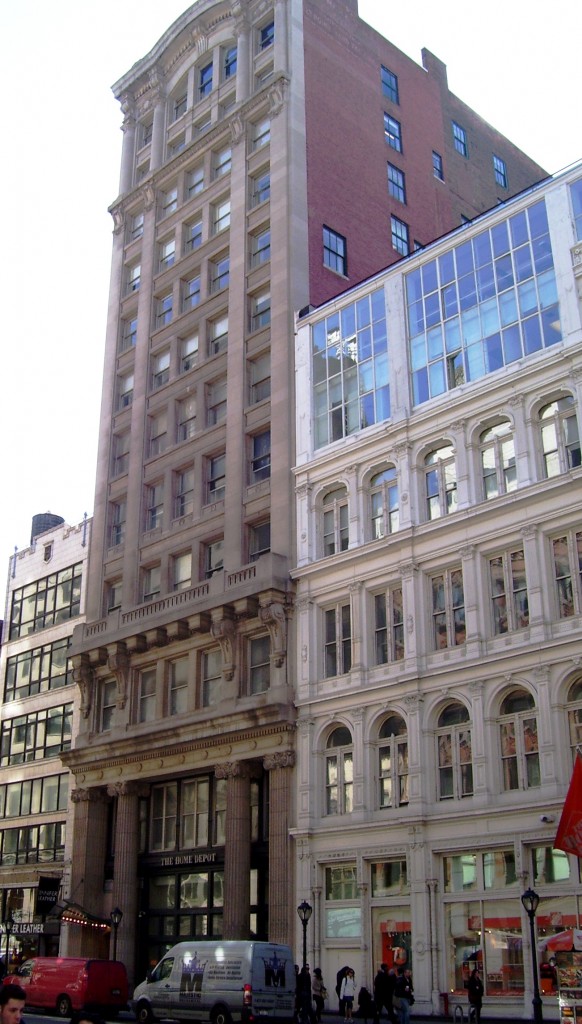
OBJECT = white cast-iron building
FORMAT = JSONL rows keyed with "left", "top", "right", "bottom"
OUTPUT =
{"left": 292, "top": 163, "right": 582, "bottom": 1019}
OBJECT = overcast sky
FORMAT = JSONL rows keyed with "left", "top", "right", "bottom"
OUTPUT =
{"left": 0, "top": 0, "right": 579, "bottom": 608}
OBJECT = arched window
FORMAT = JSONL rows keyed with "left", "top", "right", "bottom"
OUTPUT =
{"left": 326, "top": 727, "right": 353, "bottom": 815}
{"left": 499, "top": 689, "right": 540, "bottom": 790}
{"left": 540, "top": 396, "right": 581, "bottom": 477}
{"left": 322, "top": 486, "right": 348, "bottom": 556}
{"left": 567, "top": 679, "right": 582, "bottom": 763}
{"left": 437, "top": 702, "right": 473, "bottom": 799}
{"left": 378, "top": 715, "right": 408, "bottom": 808}
{"left": 370, "top": 467, "right": 399, "bottom": 538}
{"left": 425, "top": 444, "right": 457, "bottom": 520}
{"left": 479, "top": 421, "right": 516, "bottom": 499}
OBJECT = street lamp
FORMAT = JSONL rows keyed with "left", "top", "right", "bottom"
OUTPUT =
{"left": 110, "top": 907, "right": 123, "bottom": 962}
{"left": 296, "top": 900, "right": 312, "bottom": 970}
{"left": 521, "top": 888, "right": 543, "bottom": 1024}
{"left": 4, "top": 912, "right": 14, "bottom": 970}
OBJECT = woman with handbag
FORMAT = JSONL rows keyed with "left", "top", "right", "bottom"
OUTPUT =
{"left": 312, "top": 968, "right": 326, "bottom": 1023}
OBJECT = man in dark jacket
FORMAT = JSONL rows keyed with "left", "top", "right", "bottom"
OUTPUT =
{"left": 374, "top": 964, "right": 396, "bottom": 1023}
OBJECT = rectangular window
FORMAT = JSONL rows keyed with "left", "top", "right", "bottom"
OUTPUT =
{"left": 106, "top": 579, "right": 122, "bottom": 614}
{"left": 209, "top": 315, "right": 228, "bottom": 356}
{"left": 249, "top": 521, "right": 270, "bottom": 562}
{"left": 151, "top": 783, "right": 177, "bottom": 851}
{"left": 184, "top": 218, "right": 202, "bottom": 252}
{"left": 139, "top": 669, "right": 157, "bottom": 723}
{"left": 323, "top": 226, "right": 347, "bottom": 275}
{"left": 391, "top": 215, "right": 409, "bottom": 256}
{"left": 324, "top": 603, "right": 352, "bottom": 677}
{"left": 182, "top": 275, "right": 201, "bottom": 311}
{"left": 4, "top": 638, "right": 72, "bottom": 702}
{"left": 489, "top": 550, "right": 529, "bottom": 634}
{"left": 207, "top": 379, "right": 227, "bottom": 426}
{"left": 120, "top": 316, "right": 137, "bottom": 352}
{"left": 213, "top": 146, "right": 232, "bottom": 178}
{"left": 250, "top": 227, "right": 271, "bottom": 267}
{"left": 381, "top": 66, "right": 399, "bottom": 104}
{"left": 249, "top": 636, "right": 270, "bottom": 694}
{"left": 145, "top": 484, "right": 164, "bottom": 531}
{"left": 432, "top": 569, "right": 465, "bottom": 649}
{"left": 251, "top": 291, "right": 271, "bottom": 331}
{"left": 433, "top": 151, "right": 444, "bottom": 180}
{"left": 387, "top": 163, "right": 406, "bottom": 203}
{"left": 210, "top": 254, "right": 230, "bottom": 292}
{"left": 139, "top": 120, "right": 153, "bottom": 148}
{"left": 553, "top": 532, "right": 582, "bottom": 618}
{"left": 248, "top": 352, "right": 271, "bottom": 404}
{"left": 204, "top": 539, "right": 224, "bottom": 578}
{"left": 251, "top": 168, "right": 270, "bottom": 206}
{"left": 199, "top": 62, "right": 213, "bottom": 98}
{"left": 223, "top": 45, "right": 237, "bottom": 80}
{"left": 172, "top": 93, "right": 187, "bottom": 121}
{"left": 212, "top": 199, "right": 231, "bottom": 234}
{"left": 0, "top": 773, "right": 68, "bottom": 818}
{"left": 174, "top": 467, "right": 194, "bottom": 518}
{"left": 155, "top": 293, "right": 173, "bottom": 328}
{"left": 112, "top": 431, "right": 130, "bottom": 476}
{"left": 151, "top": 350, "right": 170, "bottom": 389}
{"left": 177, "top": 396, "right": 196, "bottom": 441}
{"left": 202, "top": 650, "right": 222, "bottom": 706}
{"left": 181, "top": 778, "right": 210, "bottom": 848}
{"left": 149, "top": 410, "right": 167, "bottom": 456}
{"left": 117, "top": 372, "right": 134, "bottom": 409}
{"left": 101, "top": 680, "right": 117, "bottom": 732}
{"left": 251, "top": 430, "right": 271, "bottom": 482}
{"left": 110, "top": 500, "right": 126, "bottom": 547}
{"left": 452, "top": 121, "right": 468, "bottom": 157}
{"left": 127, "top": 262, "right": 141, "bottom": 293}
{"left": 207, "top": 455, "right": 226, "bottom": 503}
{"left": 8, "top": 565, "right": 83, "bottom": 641}
{"left": 181, "top": 333, "right": 199, "bottom": 372}
{"left": 259, "top": 21, "right": 274, "bottom": 50}
{"left": 130, "top": 212, "right": 144, "bottom": 240}
{"left": 493, "top": 154, "right": 508, "bottom": 188}
{"left": 161, "top": 186, "right": 178, "bottom": 217}
{"left": 170, "top": 657, "right": 189, "bottom": 713}
{"left": 252, "top": 117, "right": 271, "bottom": 150}
{"left": 187, "top": 165, "right": 204, "bottom": 197}
{"left": 143, "top": 565, "right": 161, "bottom": 603}
{"left": 384, "top": 113, "right": 402, "bottom": 152}
{"left": 374, "top": 589, "right": 404, "bottom": 664}
{"left": 0, "top": 704, "right": 72, "bottom": 766}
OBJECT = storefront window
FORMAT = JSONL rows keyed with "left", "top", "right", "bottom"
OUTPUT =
{"left": 371, "top": 906, "right": 412, "bottom": 972}
{"left": 371, "top": 861, "right": 409, "bottom": 896}
{"left": 533, "top": 846, "right": 570, "bottom": 885}
{"left": 445, "top": 898, "right": 523, "bottom": 996}
{"left": 483, "top": 850, "right": 516, "bottom": 888}
{"left": 444, "top": 853, "right": 477, "bottom": 892}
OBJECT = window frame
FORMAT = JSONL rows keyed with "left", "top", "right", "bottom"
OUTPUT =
{"left": 383, "top": 113, "right": 402, "bottom": 153}
{"left": 324, "top": 603, "right": 352, "bottom": 678}
{"left": 381, "top": 66, "right": 399, "bottom": 105}
{"left": 452, "top": 121, "right": 468, "bottom": 157}
{"left": 431, "top": 567, "right": 466, "bottom": 650}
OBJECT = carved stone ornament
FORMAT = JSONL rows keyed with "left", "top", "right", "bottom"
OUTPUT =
{"left": 268, "top": 78, "right": 288, "bottom": 117}
{"left": 210, "top": 617, "right": 236, "bottom": 680}
{"left": 108, "top": 644, "right": 130, "bottom": 709}
{"left": 141, "top": 183, "right": 156, "bottom": 211}
{"left": 230, "top": 113, "right": 246, "bottom": 146}
{"left": 215, "top": 761, "right": 253, "bottom": 780}
{"left": 72, "top": 655, "right": 94, "bottom": 719}
{"left": 263, "top": 750, "right": 296, "bottom": 771}
{"left": 71, "top": 787, "right": 110, "bottom": 804}
{"left": 259, "top": 601, "right": 287, "bottom": 667}
{"left": 111, "top": 206, "right": 125, "bottom": 236}
{"left": 106, "top": 781, "right": 150, "bottom": 799}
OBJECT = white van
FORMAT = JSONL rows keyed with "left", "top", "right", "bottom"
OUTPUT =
{"left": 132, "top": 940, "right": 295, "bottom": 1024}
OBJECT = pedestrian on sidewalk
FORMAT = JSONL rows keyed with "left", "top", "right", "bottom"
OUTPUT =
{"left": 467, "top": 968, "right": 483, "bottom": 1024}
{"left": 340, "top": 968, "right": 356, "bottom": 1021}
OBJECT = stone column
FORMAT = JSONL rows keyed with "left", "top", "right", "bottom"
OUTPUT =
{"left": 264, "top": 751, "right": 295, "bottom": 943}
{"left": 66, "top": 788, "right": 110, "bottom": 956}
{"left": 427, "top": 879, "right": 440, "bottom": 1012}
{"left": 234, "top": 8, "right": 250, "bottom": 103}
{"left": 107, "top": 781, "right": 149, "bottom": 985}
{"left": 150, "top": 71, "right": 166, "bottom": 172}
{"left": 118, "top": 96, "right": 137, "bottom": 196}
{"left": 215, "top": 762, "right": 253, "bottom": 938}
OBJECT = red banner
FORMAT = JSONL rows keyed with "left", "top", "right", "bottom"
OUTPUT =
{"left": 554, "top": 753, "right": 582, "bottom": 857}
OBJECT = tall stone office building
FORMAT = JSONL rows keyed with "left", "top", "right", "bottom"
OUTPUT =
{"left": 67, "top": 0, "right": 546, "bottom": 982}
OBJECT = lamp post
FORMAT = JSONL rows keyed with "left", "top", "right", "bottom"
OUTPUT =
{"left": 4, "top": 912, "right": 14, "bottom": 970}
{"left": 521, "top": 888, "right": 543, "bottom": 1024}
{"left": 296, "top": 900, "right": 312, "bottom": 970}
{"left": 110, "top": 907, "right": 123, "bottom": 962}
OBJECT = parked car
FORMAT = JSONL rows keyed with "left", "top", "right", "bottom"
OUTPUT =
{"left": 4, "top": 956, "right": 129, "bottom": 1017}
{"left": 132, "top": 940, "right": 295, "bottom": 1024}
